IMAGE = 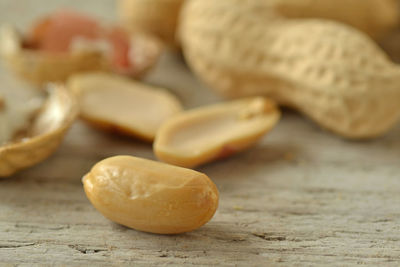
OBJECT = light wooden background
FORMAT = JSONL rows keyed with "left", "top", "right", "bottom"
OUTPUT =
{"left": 1, "top": 1, "right": 400, "bottom": 266}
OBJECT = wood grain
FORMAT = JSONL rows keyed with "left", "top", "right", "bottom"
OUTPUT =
{"left": 1, "top": 1, "right": 400, "bottom": 265}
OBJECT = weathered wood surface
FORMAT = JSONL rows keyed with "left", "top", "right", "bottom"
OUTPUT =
{"left": 1, "top": 1, "right": 400, "bottom": 266}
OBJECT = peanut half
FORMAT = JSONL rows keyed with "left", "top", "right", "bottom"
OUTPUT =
{"left": 68, "top": 72, "right": 183, "bottom": 142}
{"left": 0, "top": 94, "right": 4, "bottom": 111}
{"left": 154, "top": 97, "right": 280, "bottom": 168}
{"left": 83, "top": 155, "right": 219, "bottom": 234}
{"left": 179, "top": 0, "right": 400, "bottom": 139}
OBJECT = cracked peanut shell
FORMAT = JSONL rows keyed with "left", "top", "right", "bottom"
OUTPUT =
{"left": 0, "top": 85, "right": 78, "bottom": 177}
{"left": 0, "top": 20, "right": 161, "bottom": 86}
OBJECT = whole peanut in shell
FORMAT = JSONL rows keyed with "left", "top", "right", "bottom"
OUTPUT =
{"left": 179, "top": 0, "right": 400, "bottom": 139}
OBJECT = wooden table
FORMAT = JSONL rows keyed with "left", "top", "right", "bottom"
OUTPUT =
{"left": 1, "top": 1, "right": 400, "bottom": 265}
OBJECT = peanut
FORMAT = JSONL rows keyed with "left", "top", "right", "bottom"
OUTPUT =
{"left": 179, "top": 0, "right": 400, "bottom": 139}
{"left": 83, "top": 155, "right": 219, "bottom": 234}
{"left": 118, "top": 0, "right": 185, "bottom": 47}
{"left": 68, "top": 72, "right": 183, "bottom": 142}
{"left": 154, "top": 97, "right": 280, "bottom": 168}
{"left": 0, "top": 94, "right": 4, "bottom": 111}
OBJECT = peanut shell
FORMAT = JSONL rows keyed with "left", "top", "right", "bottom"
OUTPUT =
{"left": 118, "top": 0, "right": 185, "bottom": 46}
{"left": 0, "top": 24, "right": 161, "bottom": 86}
{"left": 0, "top": 85, "right": 78, "bottom": 177}
{"left": 179, "top": 0, "right": 400, "bottom": 139}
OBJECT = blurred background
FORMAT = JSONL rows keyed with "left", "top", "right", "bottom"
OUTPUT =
{"left": 0, "top": 0, "right": 115, "bottom": 27}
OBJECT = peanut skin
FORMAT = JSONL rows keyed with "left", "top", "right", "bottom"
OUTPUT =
{"left": 179, "top": 0, "right": 400, "bottom": 139}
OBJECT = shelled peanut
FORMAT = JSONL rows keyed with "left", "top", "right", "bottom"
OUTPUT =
{"left": 68, "top": 72, "right": 182, "bottom": 142}
{"left": 83, "top": 156, "right": 219, "bottom": 234}
{"left": 179, "top": 0, "right": 400, "bottom": 139}
{"left": 154, "top": 97, "right": 280, "bottom": 168}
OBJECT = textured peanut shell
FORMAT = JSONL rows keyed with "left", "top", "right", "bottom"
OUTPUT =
{"left": 179, "top": 0, "right": 400, "bottom": 139}
{"left": 0, "top": 85, "right": 78, "bottom": 177}
{"left": 0, "top": 25, "right": 161, "bottom": 86}
{"left": 83, "top": 155, "right": 219, "bottom": 234}
{"left": 118, "top": 0, "right": 185, "bottom": 46}
{"left": 154, "top": 97, "right": 281, "bottom": 168}
{"left": 0, "top": 94, "right": 4, "bottom": 109}
{"left": 273, "top": 0, "right": 399, "bottom": 40}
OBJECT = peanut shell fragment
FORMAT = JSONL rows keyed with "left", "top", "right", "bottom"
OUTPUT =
{"left": 154, "top": 97, "right": 280, "bottom": 168}
{"left": 0, "top": 11, "right": 161, "bottom": 86}
{"left": 0, "top": 94, "right": 4, "bottom": 110}
{"left": 0, "top": 85, "right": 78, "bottom": 177}
{"left": 0, "top": 88, "right": 44, "bottom": 145}
{"left": 68, "top": 72, "right": 182, "bottom": 141}
{"left": 83, "top": 155, "right": 219, "bottom": 234}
